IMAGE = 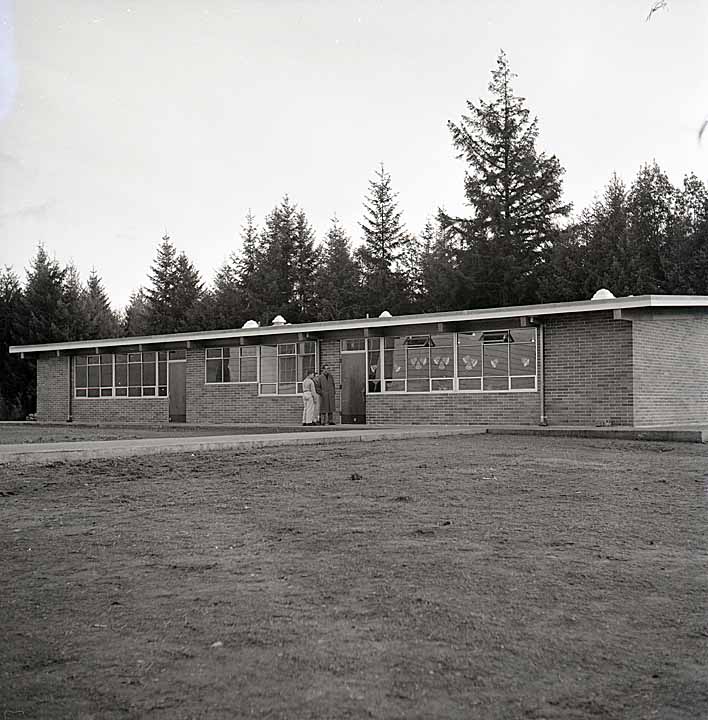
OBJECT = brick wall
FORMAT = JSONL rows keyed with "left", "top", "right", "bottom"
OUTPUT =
{"left": 543, "top": 311, "right": 634, "bottom": 426}
{"left": 366, "top": 391, "right": 540, "bottom": 425}
{"left": 71, "top": 398, "right": 169, "bottom": 424}
{"left": 36, "top": 356, "right": 70, "bottom": 422}
{"left": 185, "top": 340, "right": 343, "bottom": 425}
{"left": 632, "top": 311, "right": 708, "bottom": 425}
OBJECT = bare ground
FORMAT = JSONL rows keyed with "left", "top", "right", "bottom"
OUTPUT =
{"left": 1, "top": 434, "right": 707, "bottom": 719}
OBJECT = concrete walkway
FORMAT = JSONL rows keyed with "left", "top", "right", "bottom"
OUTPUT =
{"left": 0, "top": 425, "right": 487, "bottom": 465}
{"left": 0, "top": 422, "right": 705, "bottom": 465}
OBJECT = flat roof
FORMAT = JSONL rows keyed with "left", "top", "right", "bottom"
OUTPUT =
{"left": 9, "top": 294, "right": 708, "bottom": 355}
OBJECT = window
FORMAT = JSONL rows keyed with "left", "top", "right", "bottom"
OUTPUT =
{"left": 75, "top": 354, "right": 113, "bottom": 398}
{"left": 259, "top": 341, "right": 316, "bottom": 395}
{"left": 75, "top": 352, "right": 168, "bottom": 398}
{"left": 369, "top": 334, "right": 454, "bottom": 393}
{"left": 205, "top": 347, "right": 258, "bottom": 384}
{"left": 366, "top": 328, "right": 536, "bottom": 394}
{"left": 458, "top": 328, "right": 536, "bottom": 392}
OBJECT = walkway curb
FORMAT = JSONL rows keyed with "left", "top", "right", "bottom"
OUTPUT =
{"left": 0, "top": 426, "right": 487, "bottom": 465}
{"left": 487, "top": 426, "right": 707, "bottom": 443}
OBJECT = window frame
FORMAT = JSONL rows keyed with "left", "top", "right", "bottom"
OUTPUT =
{"left": 258, "top": 341, "right": 318, "bottom": 396}
{"left": 365, "top": 328, "right": 537, "bottom": 395}
{"left": 74, "top": 352, "right": 169, "bottom": 399}
{"left": 204, "top": 346, "right": 259, "bottom": 385}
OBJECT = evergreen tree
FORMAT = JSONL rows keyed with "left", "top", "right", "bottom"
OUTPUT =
{"left": 0, "top": 267, "right": 34, "bottom": 419}
{"left": 315, "top": 217, "right": 362, "bottom": 320}
{"left": 85, "top": 269, "right": 120, "bottom": 338}
{"left": 291, "top": 208, "right": 320, "bottom": 323}
{"left": 626, "top": 161, "right": 674, "bottom": 293}
{"left": 122, "top": 288, "right": 151, "bottom": 337}
{"left": 417, "top": 218, "right": 464, "bottom": 312}
{"left": 63, "top": 263, "right": 89, "bottom": 340}
{"left": 252, "top": 197, "right": 320, "bottom": 324}
{"left": 355, "top": 163, "right": 412, "bottom": 315}
{"left": 236, "top": 210, "right": 264, "bottom": 321}
{"left": 442, "top": 50, "right": 571, "bottom": 307}
{"left": 144, "top": 235, "right": 205, "bottom": 333}
{"left": 172, "top": 251, "right": 206, "bottom": 331}
{"left": 144, "top": 235, "right": 178, "bottom": 334}
{"left": 23, "top": 246, "right": 70, "bottom": 343}
{"left": 663, "top": 174, "right": 708, "bottom": 294}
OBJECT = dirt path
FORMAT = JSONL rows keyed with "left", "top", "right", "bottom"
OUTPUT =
{"left": 1, "top": 435, "right": 707, "bottom": 719}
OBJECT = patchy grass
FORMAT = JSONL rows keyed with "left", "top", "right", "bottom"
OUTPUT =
{"left": 1, "top": 435, "right": 707, "bottom": 719}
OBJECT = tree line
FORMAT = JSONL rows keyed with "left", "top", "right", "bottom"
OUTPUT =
{"left": 2, "top": 51, "right": 707, "bottom": 418}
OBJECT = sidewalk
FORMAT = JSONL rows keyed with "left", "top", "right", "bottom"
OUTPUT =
{"left": 0, "top": 425, "right": 487, "bottom": 465}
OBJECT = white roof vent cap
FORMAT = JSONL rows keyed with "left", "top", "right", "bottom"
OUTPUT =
{"left": 271, "top": 315, "right": 287, "bottom": 325}
{"left": 379, "top": 310, "right": 392, "bottom": 318}
{"left": 591, "top": 288, "right": 616, "bottom": 301}
{"left": 242, "top": 319, "right": 259, "bottom": 328}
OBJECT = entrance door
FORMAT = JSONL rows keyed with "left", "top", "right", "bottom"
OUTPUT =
{"left": 168, "top": 361, "right": 186, "bottom": 423}
{"left": 340, "top": 345, "right": 366, "bottom": 424}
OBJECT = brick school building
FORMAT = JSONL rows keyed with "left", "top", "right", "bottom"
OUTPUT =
{"left": 10, "top": 294, "right": 708, "bottom": 427}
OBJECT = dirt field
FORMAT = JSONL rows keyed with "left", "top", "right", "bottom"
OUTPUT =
{"left": 1, "top": 434, "right": 707, "bottom": 719}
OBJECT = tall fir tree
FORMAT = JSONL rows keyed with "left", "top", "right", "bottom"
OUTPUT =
{"left": 84, "top": 269, "right": 120, "bottom": 338}
{"left": 122, "top": 288, "right": 151, "bottom": 337}
{"left": 355, "top": 163, "right": 412, "bottom": 315}
{"left": 0, "top": 267, "right": 34, "bottom": 418}
{"left": 23, "top": 246, "right": 70, "bottom": 343}
{"left": 314, "top": 217, "right": 362, "bottom": 320}
{"left": 63, "top": 263, "right": 89, "bottom": 340}
{"left": 251, "top": 197, "right": 320, "bottom": 324}
{"left": 144, "top": 235, "right": 205, "bottom": 333}
{"left": 663, "top": 174, "right": 708, "bottom": 294}
{"left": 441, "top": 50, "right": 571, "bottom": 307}
{"left": 417, "top": 218, "right": 464, "bottom": 312}
{"left": 626, "top": 161, "right": 674, "bottom": 293}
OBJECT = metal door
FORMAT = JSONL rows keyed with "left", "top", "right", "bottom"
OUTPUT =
{"left": 168, "top": 361, "right": 186, "bottom": 423}
{"left": 340, "top": 349, "right": 366, "bottom": 424}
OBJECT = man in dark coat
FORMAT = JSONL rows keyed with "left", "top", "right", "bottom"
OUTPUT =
{"left": 317, "top": 364, "right": 337, "bottom": 425}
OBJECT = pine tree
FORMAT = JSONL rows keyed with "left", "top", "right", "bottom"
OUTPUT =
{"left": 85, "top": 269, "right": 120, "bottom": 338}
{"left": 315, "top": 217, "right": 362, "bottom": 320}
{"left": 417, "top": 218, "right": 463, "bottom": 312}
{"left": 23, "top": 246, "right": 70, "bottom": 343}
{"left": 626, "top": 161, "right": 674, "bottom": 293}
{"left": 663, "top": 174, "right": 708, "bottom": 294}
{"left": 144, "top": 235, "right": 205, "bottom": 333}
{"left": 63, "top": 264, "right": 89, "bottom": 341}
{"left": 0, "top": 267, "right": 34, "bottom": 418}
{"left": 291, "top": 209, "right": 320, "bottom": 323}
{"left": 122, "top": 288, "right": 151, "bottom": 337}
{"left": 144, "top": 235, "right": 178, "bottom": 334}
{"left": 442, "top": 51, "right": 571, "bottom": 307}
{"left": 355, "top": 163, "right": 412, "bottom": 315}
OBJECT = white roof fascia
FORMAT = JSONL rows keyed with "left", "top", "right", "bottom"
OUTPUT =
{"left": 9, "top": 294, "right": 708, "bottom": 355}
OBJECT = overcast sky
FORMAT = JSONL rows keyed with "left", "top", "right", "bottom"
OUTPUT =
{"left": 1, "top": 0, "right": 707, "bottom": 309}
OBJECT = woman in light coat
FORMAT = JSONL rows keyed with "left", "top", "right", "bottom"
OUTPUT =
{"left": 302, "top": 371, "right": 316, "bottom": 426}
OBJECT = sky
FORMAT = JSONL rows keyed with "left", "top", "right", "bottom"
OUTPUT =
{"left": 1, "top": 0, "right": 707, "bottom": 310}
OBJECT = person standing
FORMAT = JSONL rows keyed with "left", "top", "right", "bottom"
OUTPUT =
{"left": 302, "top": 371, "right": 316, "bottom": 426}
{"left": 312, "top": 370, "right": 322, "bottom": 425}
{"left": 317, "top": 364, "right": 337, "bottom": 425}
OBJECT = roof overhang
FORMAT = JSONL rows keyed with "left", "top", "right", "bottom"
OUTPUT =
{"left": 9, "top": 295, "right": 708, "bottom": 356}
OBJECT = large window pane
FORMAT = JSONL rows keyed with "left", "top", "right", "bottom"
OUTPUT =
{"left": 260, "top": 346, "right": 277, "bottom": 383}
{"left": 407, "top": 347, "right": 429, "bottom": 379}
{"left": 128, "top": 363, "right": 141, "bottom": 386}
{"left": 430, "top": 335, "right": 454, "bottom": 378}
{"left": 279, "top": 356, "right": 297, "bottom": 383}
{"left": 88, "top": 365, "right": 100, "bottom": 387}
{"left": 240, "top": 357, "right": 257, "bottom": 382}
{"left": 100, "top": 363, "right": 113, "bottom": 387}
{"left": 115, "top": 363, "right": 127, "bottom": 387}
{"left": 484, "top": 344, "right": 508, "bottom": 376}
{"left": 225, "top": 356, "right": 239, "bottom": 383}
{"left": 143, "top": 360, "right": 156, "bottom": 386}
{"left": 510, "top": 343, "right": 536, "bottom": 376}
{"left": 458, "top": 333, "right": 482, "bottom": 377}
{"left": 75, "top": 365, "right": 88, "bottom": 389}
{"left": 206, "top": 359, "right": 223, "bottom": 383}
